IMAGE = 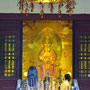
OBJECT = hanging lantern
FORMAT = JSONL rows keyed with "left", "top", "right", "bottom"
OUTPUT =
{"left": 18, "top": 0, "right": 76, "bottom": 17}
{"left": 49, "top": 2, "right": 54, "bottom": 14}
{"left": 40, "top": 2, "right": 44, "bottom": 18}
{"left": 30, "top": 2, "right": 34, "bottom": 12}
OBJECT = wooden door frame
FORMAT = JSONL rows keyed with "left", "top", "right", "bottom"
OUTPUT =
{"left": 0, "top": 14, "right": 90, "bottom": 20}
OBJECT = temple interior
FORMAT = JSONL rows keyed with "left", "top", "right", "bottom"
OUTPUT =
{"left": 0, "top": 1, "right": 90, "bottom": 90}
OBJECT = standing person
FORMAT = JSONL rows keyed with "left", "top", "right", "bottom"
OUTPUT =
{"left": 71, "top": 79, "right": 79, "bottom": 90}
{"left": 43, "top": 75, "right": 50, "bottom": 90}
{"left": 60, "top": 74, "right": 71, "bottom": 90}
{"left": 22, "top": 66, "right": 42, "bottom": 90}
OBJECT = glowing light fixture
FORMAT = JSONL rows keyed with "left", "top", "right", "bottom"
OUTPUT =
{"left": 24, "top": 72, "right": 28, "bottom": 76}
{"left": 17, "top": 0, "right": 76, "bottom": 18}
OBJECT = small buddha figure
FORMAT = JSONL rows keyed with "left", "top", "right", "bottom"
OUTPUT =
{"left": 22, "top": 66, "right": 42, "bottom": 90}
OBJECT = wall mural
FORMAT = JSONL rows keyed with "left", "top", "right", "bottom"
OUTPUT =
{"left": 23, "top": 20, "right": 72, "bottom": 87}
